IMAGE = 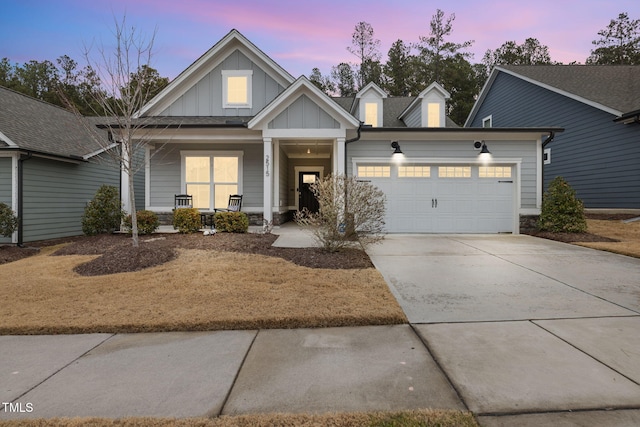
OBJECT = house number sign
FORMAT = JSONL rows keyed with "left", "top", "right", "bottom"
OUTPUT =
{"left": 265, "top": 155, "right": 270, "bottom": 177}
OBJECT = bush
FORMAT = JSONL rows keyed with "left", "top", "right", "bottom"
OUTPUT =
{"left": 173, "top": 208, "right": 201, "bottom": 233}
{"left": 214, "top": 211, "right": 249, "bottom": 233}
{"left": 0, "top": 202, "right": 19, "bottom": 238}
{"left": 124, "top": 210, "right": 159, "bottom": 235}
{"left": 538, "top": 176, "right": 587, "bottom": 233}
{"left": 295, "top": 175, "right": 386, "bottom": 252}
{"left": 82, "top": 185, "right": 124, "bottom": 236}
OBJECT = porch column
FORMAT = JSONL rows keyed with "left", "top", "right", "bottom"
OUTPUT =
{"left": 335, "top": 137, "right": 346, "bottom": 176}
{"left": 121, "top": 147, "right": 131, "bottom": 215}
{"left": 263, "top": 137, "right": 273, "bottom": 225}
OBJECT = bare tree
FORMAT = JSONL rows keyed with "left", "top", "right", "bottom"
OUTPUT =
{"left": 62, "top": 15, "right": 168, "bottom": 247}
{"left": 347, "top": 21, "right": 381, "bottom": 89}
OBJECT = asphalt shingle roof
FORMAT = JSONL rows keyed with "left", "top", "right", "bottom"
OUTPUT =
{"left": 0, "top": 86, "right": 106, "bottom": 158}
{"left": 500, "top": 65, "right": 640, "bottom": 114}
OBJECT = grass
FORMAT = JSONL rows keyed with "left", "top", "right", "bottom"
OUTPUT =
{"left": 0, "top": 410, "right": 479, "bottom": 427}
{"left": 0, "top": 245, "right": 406, "bottom": 335}
{"left": 578, "top": 218, "right": 640, "bottom": 258}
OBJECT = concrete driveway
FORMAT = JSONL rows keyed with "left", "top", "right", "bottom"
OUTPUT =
{"left": 367, "top": 234, "right": 640, "bottom": 425}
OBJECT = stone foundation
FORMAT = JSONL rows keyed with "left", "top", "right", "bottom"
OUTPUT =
{"left": 156, "top": 211, "right": 294, "bottom": 227}
{"left": 519, "top": 215, "right": 539, "bottom": 234}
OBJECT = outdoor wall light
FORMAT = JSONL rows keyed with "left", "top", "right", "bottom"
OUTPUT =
{"left": 391, "top": 141, "right": 403, "bottom": 155}
{"left": 474, "top": 140, "right": 490, "bottom": 154}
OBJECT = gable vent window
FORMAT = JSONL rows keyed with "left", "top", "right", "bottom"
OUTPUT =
{"left": 222, "top": 70, "right": 253, "bottom": 108}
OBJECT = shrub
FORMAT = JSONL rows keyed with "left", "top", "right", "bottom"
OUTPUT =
{"left": 173, "top": 208, "right": 201, "bottom": 233}
{"left": 82, "top": 185, "right": 124, "bottom": 236}
{"left": 214, "top": 211, "right": 249, "bottom": 233}
{"left": 538, "top": 176, "right": 587, "bottom": 233}
{"left": 0, "top": 202, "right": 19, "bottom": 238}
{"left": 295, "top": 175, "right": 386, "bottom": 252}
{"left": 124, "top": 210, "right": 159, "bottom": 235}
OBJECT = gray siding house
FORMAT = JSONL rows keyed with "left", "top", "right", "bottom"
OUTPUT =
{"left": 129, "top": 30, "right": 560, "bottom": 234}
{"left": 0, "top": 86, "right": 143, "bottom": 244}
{"left": 465, "top": 65, "right": 640, "bottom": 211}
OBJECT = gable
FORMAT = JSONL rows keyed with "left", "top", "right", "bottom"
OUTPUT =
{"left": 269, "top": 95, "right": 340, "bottom": 129}
{"left": 160, "top": 49, "right": 285, "bottom": 117}
{"left": 138, "top": 29, "right": 294, "bottom": 118}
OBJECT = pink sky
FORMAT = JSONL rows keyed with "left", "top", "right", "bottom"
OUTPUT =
{"left": 2, "top": 0, "right": 639, "bottom": 79}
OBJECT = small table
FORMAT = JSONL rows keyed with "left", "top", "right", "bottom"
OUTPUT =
{"left": 200, "top": 213, "right": 215, "bottom": 229}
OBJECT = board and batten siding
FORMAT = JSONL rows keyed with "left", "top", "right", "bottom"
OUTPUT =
{"left": 347, "top": 139, "right": 538, "bottom": 209}
{"left": 21, "top": 157, "right": 120, "bottom": 242}
{"left": 470, "top": 72, "right": 640, "bottom": 208}
{"left": 161, "top": 50, "right": 285, "bottom": 117}
{"left": 0, "top": 157, "right": 13, "bottom": 243}
{"left": 268, "top": 95, "right": 340, "bottom": 129}
{"left": 148, "top": 143, "right": 262, "bottom": 209}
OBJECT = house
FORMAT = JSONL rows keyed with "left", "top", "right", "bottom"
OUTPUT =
{"left": 121, "top": 29, "right": 561, "bottom": 234}
{"left": 0, "top": 86, "right": 143, "bottom": 244}
{"left": 465, "top": 65, "right": 640, "bottom": 212}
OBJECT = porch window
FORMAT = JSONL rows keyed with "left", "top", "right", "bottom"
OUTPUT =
{"left": 183, "top": 153, "right": 241, "bottom": 210}
{"left": 222, "top": 70, "right": 253, "bottom": 108}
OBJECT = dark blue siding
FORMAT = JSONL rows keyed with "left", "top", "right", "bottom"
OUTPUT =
{"left": 471, "top": 72, "right": 640, "bottom": 208}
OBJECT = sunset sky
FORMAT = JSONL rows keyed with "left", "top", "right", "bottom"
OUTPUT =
{"left": 2, "top": 0, "right": 638, "bottom": 80}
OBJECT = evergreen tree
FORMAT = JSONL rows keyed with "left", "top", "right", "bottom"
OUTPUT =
{"left": 587, "top": 12, "right": 640, "bottom": 65}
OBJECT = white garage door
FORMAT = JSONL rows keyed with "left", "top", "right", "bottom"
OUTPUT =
{"left": 356, "top": 164, "right": 514, "bottom": 233}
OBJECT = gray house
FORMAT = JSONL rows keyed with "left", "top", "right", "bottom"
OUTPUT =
{"left": 128, "top": 29, "right": 560, "bottom": 234}
{"left": 465, "top": 65, "right": 640, "bottom": 211}
{"left": 0, "top": 86, "right": 142, "bottom": 244}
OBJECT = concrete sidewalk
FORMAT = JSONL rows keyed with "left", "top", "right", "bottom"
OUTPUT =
{"left": 2, "top": 233, "right": 640, "bottom": 426}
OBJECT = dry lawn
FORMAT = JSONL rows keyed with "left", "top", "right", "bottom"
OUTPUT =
{"left": 577, "top": 219, "right": 640, "bottom": 258}
{"left": 0, "top": 409, "right": 479, "bottom": 427}
{"left": 0, "top": 246, "right": 406, "bottom": 335}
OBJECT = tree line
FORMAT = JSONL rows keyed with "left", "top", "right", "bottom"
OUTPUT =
{"left": 1, "top": 11, "right": 638, "bottom": 125}
{"left": 310, "top": 11, "right": 639, "bottom": 124}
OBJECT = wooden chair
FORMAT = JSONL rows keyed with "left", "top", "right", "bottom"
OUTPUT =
{"left": 174, "top": 194, "right": 193, "bottom": 209}
{"left": 215, "top": 194, "right": 242, "bottom": 212}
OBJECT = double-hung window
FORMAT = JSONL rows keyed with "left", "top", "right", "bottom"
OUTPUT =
{"left": 182, "top": 152, "right": 242, "bottom": 210}
{"left": 222, "top": 70, "right": 253, "bottom": 108}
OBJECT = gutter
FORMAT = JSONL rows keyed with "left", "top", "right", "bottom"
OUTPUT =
{"left": 344, "top": 122, "right": 364, "bottom": 175}
{"left": 17, "top": 152, "right": 33, "bottom": 247}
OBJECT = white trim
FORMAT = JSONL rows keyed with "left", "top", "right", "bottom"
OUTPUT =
{"left": 83, "top": 142, "right": 119, "bottom": 160}
{"left": 398, "top": 82, "right": 450, "bottom": 121}
{"left": 180, "top": 150, "right": 244, "bottom": 210}
{"left": 543, "top": 147, "right": 551, "bottom": 165}
{"left": 294, "top": 166, "right": 324, "bottom": 211}
{"left": 222, "top": 69, "right": 253, "bottom": 109}
{"left": 145, "top": 145, "right": 151, "bottom": 210}
{"left": 0, "top": 130, "right": 17, "bottom": 147}
{"left": 537, "top": 140, "right": 543, "bottom": 209}
{"left": 482, "top": 115, "right": 493, "bottom": 128}
{"left": 273, "top": 139, "right": 279, "bottom": 211}
{"left": 262, "top": 128, "right": 348, "bottom": 139}
{"left": 11, "top": 153, "right": 19, "bottom": 243}
{"left": 263, "top": 138, "right": 273, "bottom": 223}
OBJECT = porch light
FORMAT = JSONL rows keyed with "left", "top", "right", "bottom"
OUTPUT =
{"left": 391, "top": 141, "right": 403, "bottom": 155}
{"left": 475, "top": 140, "right": 492, "bottom": 164}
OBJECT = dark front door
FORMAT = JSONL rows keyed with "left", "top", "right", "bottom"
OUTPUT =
{"left": 299, "top": 171, "right": 320, "bottom": 213}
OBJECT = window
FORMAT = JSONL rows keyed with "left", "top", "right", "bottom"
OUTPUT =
{"left": 222, "top": 70, "right": 252, "bottom": 108}
{"left": 544, "top": 148, "right": 551, "bottom": 165}
{"left": 479, "top": 166, "right": 512, "bottom": 178}
{"left": 482, "top": 115, "right": 492, "bottom": 128}
{"left": 364, "top": 102, "right": 378, "bottom": 127}
{"left": 427, "top": 103, "right": 440, "bottom": 127}
{"left": 183, "top": 153, "right": 241, "bottom": 210}
{"left": 399, "top": 166, "right": 430, "bottom": 178}
{"left": 438, "top": 166, "right": 471, "bottom": 178}
{"left": 357, "top": 165, "right": 390, "bottom": 177}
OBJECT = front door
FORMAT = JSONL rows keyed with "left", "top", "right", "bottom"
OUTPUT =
{"left": 298, "top": 171, "right": 320, "bottom": 213}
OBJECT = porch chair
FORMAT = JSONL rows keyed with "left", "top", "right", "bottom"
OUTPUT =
{"left": 174, "top": 194, "right": 193, "bottom": 209}
{"left": 214, "top": 194, "right": 243, "bottom": 212}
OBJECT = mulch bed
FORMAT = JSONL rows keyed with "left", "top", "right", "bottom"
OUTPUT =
{"left": 1, "top": 232, "right": 374, "bottom": 276}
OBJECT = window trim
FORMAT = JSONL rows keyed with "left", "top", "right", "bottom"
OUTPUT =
{"left": 181, "top": 151, "right": 244, "bottom": 210}
{"left": 222, "top": 70, "right": 253, "bottom": 108}
{"left": 482, "top": 115, "right": 493, "bottom": 128}
{"left": 543, "top": 148, "right": 551, "bottom": 165}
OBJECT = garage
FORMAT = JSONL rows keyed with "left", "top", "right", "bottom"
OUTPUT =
{"left": 356, "top": 163, "right": 515, "bottom": 233}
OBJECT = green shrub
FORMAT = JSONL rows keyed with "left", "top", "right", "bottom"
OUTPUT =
{"left": 173, "top": 208, "right": 201, "bottom": 233}
{"left": 124, "top": 210, "right": 159, "bottom": 235}
{"left": 214, "top": 212, "right": 249, "bottom": 233}
{"left": 0, "top": 202, "right": 19, "bottom": 238}
{"left": 82, "top": 185, "right": 124, "bottom": 235}
{"left": 538, "top": 176, "right": 587, "bottom": 233}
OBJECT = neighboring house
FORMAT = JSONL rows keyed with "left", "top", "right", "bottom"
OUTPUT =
{"left": 126, "top": 29, "right": 560, "bottom": 234}
{"left": 0, "top": 86, "right": 143, "bottom": 244}
{"left": 465, "top": 65, "right": 640, "bottom": 211}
